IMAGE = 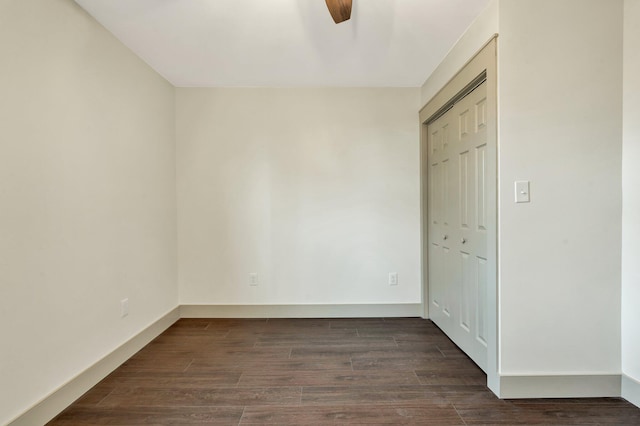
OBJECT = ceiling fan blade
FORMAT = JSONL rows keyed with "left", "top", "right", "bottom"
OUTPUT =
{"left": 325, "top": 0, "right": 352, "bottom": 24}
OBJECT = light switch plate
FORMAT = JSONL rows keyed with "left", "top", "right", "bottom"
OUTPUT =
{"left": 515, "top": 180, "right": 530, "bottom": 203}
{"left": 389, "top": 272, "right": 398, "bottom": 286}
{"left": 249, "top": 273, "right": 258, "bottom": 286}
{"left": 121, "top": 298, "right": 129, "bottom": 318}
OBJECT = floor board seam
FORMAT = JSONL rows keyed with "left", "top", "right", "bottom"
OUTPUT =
{"left": 237, "top": 406, "right": 246, "bottom": 425}
{"left": 451, "top": 402, "right": 469, "bottom": 425}
{"left": 182, "top": 358, "right": 194, "bottom": 373}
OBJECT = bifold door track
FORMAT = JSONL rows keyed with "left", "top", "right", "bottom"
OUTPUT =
{"left": 426, "top": 71, "right": 487, "bottom": 125}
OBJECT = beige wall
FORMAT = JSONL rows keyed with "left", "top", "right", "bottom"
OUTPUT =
{"left": 497, "top": 0, "right": 622, "bottom": 376}
{"left": 622, "top": 0, "right": 640, "bottom": 406}
{"left": 176, "top": 88, "right": 421, "bottom": 306}
{"left": 0, "top": 1, "right": 177, "bottom": 423}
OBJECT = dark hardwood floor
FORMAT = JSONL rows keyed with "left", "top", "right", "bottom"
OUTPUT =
{"left": 49, "top": 318, "right": 640, "bottom": 425}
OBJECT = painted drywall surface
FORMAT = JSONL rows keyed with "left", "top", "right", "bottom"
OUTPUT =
{"left": 622, "top": 0, "right": 640, "bottom": 386}
{"left": 0, "top": 1, "right": 177, "bottom": 423}
{"left": 498, "top": 0, "right": 623, "bottom": 374}
{"left": 420, "top": 0, "right": 498, "bottom": 106}
{"left": 177, "top": 88, "right": 420, "bottom": 305}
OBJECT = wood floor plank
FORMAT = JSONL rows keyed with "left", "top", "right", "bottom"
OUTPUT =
{"left": 329, "top": 318, "right": 387, "bottom": 328}
{"left": 351, "top": 355, "right": 446, "bottom": 371}
{"left": 52, "top": 406, "right": 244, "bottom": 425}
{"left": 350, "top": 345, "right": 445, "bottom": 360}
{"left": 427, "top": 384, "right": 507, "bottom": 405}
{"left": 264, "top": 318, "right": 332, "bottom": 329}
{"left": 415, "top": 369, "right": 486, "bottom": 385}
{"left": 98, "top": 386, "right": 302, "bottom": 407}
{"left": 250, "top": 328, "right": 358, "bottom": 340}
{"left": 240, "top": 403, "right": 465, "bottom": 425}
{"left": 100, "top": 371, "right": 243, "bottom": 388}
{"left": 454, "top": 401, "right": 640, "bottom": 425}
{"left": 254, "top": 336, "right": 392, "bottom": 348}
{"left": 189, "top": 346, "right": 292, "bottom": 361}
{"left": 411, "top": 357, "right": 481, "bottom": 371}
{"left": 188, "top": 358, "right": 354, "bottom": 373}
{"left": 292, "top": 349, "right": 403, "bottom": 361}
{"left": 237, "top": 370, "right": 421, "bottom": 387}
{"left": 116, "top": 356, "right": 193, "bottom": 373}
{"left": 300, "top": 385, "right": 444, "bottom": 405}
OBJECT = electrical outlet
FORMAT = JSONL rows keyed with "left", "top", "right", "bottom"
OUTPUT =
{"left": 389, "top": 272, "right": 398, "bottom": 286}
{"left": 121, "top": 298, "right": 129, "bottom": 318}
{"left": 249, "top": 273, "right": 258, "bottom": 286}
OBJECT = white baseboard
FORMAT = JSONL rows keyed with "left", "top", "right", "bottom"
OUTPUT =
{"left": 8, "top": 307, "right": 180, "bottom": 426}
{"left": 499, "top": 374, "right": 621, "bottom": 399}
{"left": 179, "top": 303, "right": 423, "bottom": 318}
{"left": 622, "top": 374, "right": 640, "bottom": 408}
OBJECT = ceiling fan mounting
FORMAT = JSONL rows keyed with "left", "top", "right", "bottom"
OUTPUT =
{"left": 325, "top": 0, "right": 352, "bottom": 24}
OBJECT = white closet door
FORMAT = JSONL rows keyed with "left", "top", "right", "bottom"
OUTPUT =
{"left": 427, "top": 81, "right": 489, "bottom": 371}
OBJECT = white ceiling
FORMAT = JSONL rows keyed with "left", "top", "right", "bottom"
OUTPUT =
{"left": 74, "top": 0, "right": 490, "bottom": 87}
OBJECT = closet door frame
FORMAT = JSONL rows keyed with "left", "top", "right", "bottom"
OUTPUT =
{"left": 419, "top": 36, "right": 499, "bottom": 395}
